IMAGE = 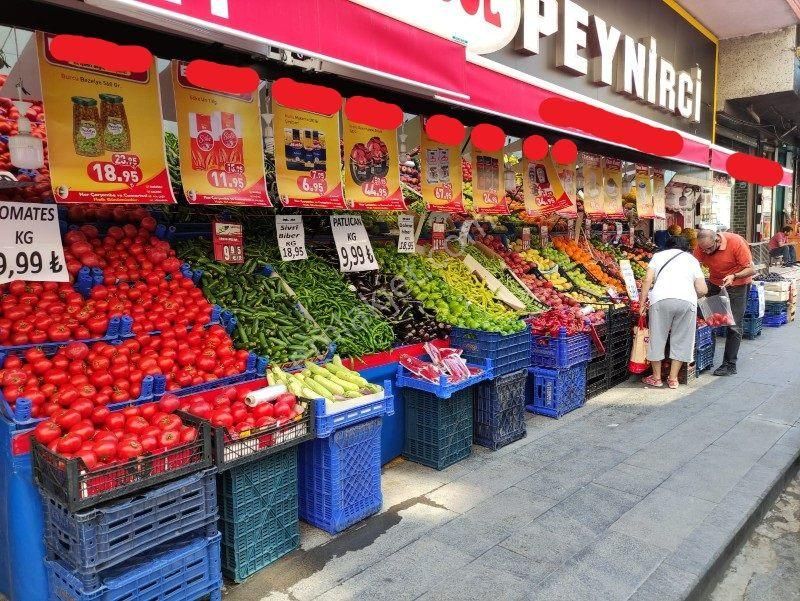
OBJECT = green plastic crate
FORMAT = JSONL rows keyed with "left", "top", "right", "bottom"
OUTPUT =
{"left": 403, "top": 387, "right": 474, "bottom": 470}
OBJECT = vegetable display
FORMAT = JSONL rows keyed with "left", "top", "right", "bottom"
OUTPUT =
{"left": 463, "top": 246, "right": 546, "bottom": 314}
{"left": 267, "top": 356, "right": 382, "bottom": 402}
{"left": 528, "top": 308, "right": 591, "bottom": 336}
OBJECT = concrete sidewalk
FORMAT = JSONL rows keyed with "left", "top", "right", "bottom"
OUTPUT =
{"left": 226, "top": 321, "right": 800, "bottom": 601}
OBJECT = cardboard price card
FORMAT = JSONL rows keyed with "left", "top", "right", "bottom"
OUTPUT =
{"left": 652, "top": 168, "right": 666, "bottom": 219}
{"left": 276, "top": 215, "right": 308, "bottom": 261}
{"left": 602, "top": 157, "right": 625, "bottom": 219}
{"left": 581, "top": 153, "right": 604, "bottom": 218}
{"left": 329, "top": 214, "right": 378, "bottom": 272}
{"left": 634, "top": 164, "right": 655, "bottom": 219}
{"left": 0, "top": 202, "right": 69, "bottom": 284}
{"left": 172, "top": 61, "right": 271, "bottom": 206}
{"left": 397, "top": 214, "right": 416, "bottom": 253}
{"left": 472, "top": 150, "right": 508, "bottom": 215}
{"left": 420, "top": 128, "right": 464, "bottom": 213}
{"left": 212, "top": 221, "right": 244, "bottom": 264}
{"left": 36, "top": 32, "right": 174, "bottom": 204}
{"left": 522, "top": 154, "right": 572, "bottom": 215}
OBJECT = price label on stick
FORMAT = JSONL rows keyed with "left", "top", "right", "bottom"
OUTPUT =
{"left": 276, "top": 215, "right": 308, "bottom": 261}
{"left": 619, "top": 260, "right": 640, "bottom": 301}
{"left": 522, "top": 227, "right": 531, "bottom": 250}
{"left": 431, "top": 220, "right": 446, "bottom": 251}
{"left": 212, "top": 221, "right": 244, "bottom": 264}
{"left": 540, "top": 225, "right": 549, "bottom": 247}
{"left": 0, "top": 202, "right": 68, "bottom": 285}
{"left": 330, "top": 215, "right": 378, "bottom": 272}
{"left": 615, "top": 222, "right": 623, "bottom": 243}
{"left": 397, "top": 214, "right": 416, "bottom": 253}
{"left": 459, "top": 220, "right": 474, "bottom": 247}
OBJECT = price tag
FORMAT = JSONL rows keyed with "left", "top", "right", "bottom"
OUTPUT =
{"left": 432, "top": 220, "right": 446, "bottom": 251}
{"left": 397, "top": 214, "right": 416, "bottom": 253}
{"left": 330, "top": 215, "right": 378, "bottom": 272}
{"left": 614, "top": 222, "right": 623, "bottom": 243}
{"left": 0, "top": 202, "right": 68, "bottom": 285}
{"left": 569, "top": 218, "right": 577, "bottom": 240}
{"left": 540, "top": 225, "right": 550, "bottom": 247}
{"left": 629, "top": 226, "right": 636, "bottom": 244}
{"left": 619, "top": 259, "right": 640, "bottom": 301}
{"left": 212, "top": 221, "right": 244, "bottom": 264}
{"left": 584, "top": 218, "right": 592, "bottom": 238}
{"left": 522, "top": 227, "right": 531, "bottom": 250}
{"left": 459, "top": 220, "right": 474, "bottom": 246}
{"left": 275, "top": 216, "right": 307, "bottom": 261}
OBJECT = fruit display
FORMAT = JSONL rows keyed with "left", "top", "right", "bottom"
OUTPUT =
{"left": 540, "top": 246, "right": 578, "bottom": 271}
{"left": 564, "top": 267, "right": 610, "bottom": 299}
{"left": 463, "top": 246, "right": 547, "bottom": 314}
{"left": 267, "top": 357, "right": 382, "bottom": 402}
{"left": 552, "top": 238, "right": 626, "bottom": 292}
{"left": 513, "top": 247, "right": 558, "bottom": 272}
{"left": 376, "top": 246, "right": 524, "bottom": 334}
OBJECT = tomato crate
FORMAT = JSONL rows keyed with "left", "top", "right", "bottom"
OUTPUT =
{"left": 173, "top": 378, "right": 314, "bottom": 472}
{"left": 298, "top": 418, "right": 382, "bottom": 534}
{"left": 395, "top": 358, "right": 492, "bottom": 399}
{"left": 696, "top": 325, "right": 714, "bottom": 348}
{"left": 529, "top": 328, "right": 591, "bottom": 369}
{"left": 403, "top": 386, "right": 474, "bottom": 470}
{"left": 218, "top": 448, "right": 299, "bottom": 582}
{"left": 43, "top": 468, "right": 217, "bottom": 586}
{"left": 526, "top": 363, "right": 587, "bottom": 419}
{"left": 695, "top": 344, "right": 715, "bottom": 373}
{"left": 473, "top": 369, "right": 527, "bottom": 450}
{"left": 743, "top": 316, "right": 763, "bottom": 339}
{"left": 152, "top": 351, "right": 266, "bottom": 401}
{"left": 32, "top": 413, "right": 212, "bottom": 513}
{"left": 46, "top": 533, "right": 222, "bottom": 601}
{"left": 448, "top": 325, "right": 531, "bottom": 377}
{"left": 312, "top": 380, "right": 394, "bottom": 438}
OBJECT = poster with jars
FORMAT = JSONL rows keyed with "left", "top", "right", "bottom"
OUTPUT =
{"left": 342, "top": 98, "right": 405, "bottom": 211}
{"left": 635, "top": 164, "right": 655, "bottom": 219}
{"left": 420, "top": 127, "right": 464, "bottom": 213}
{"left": 272, "top": 78, "right": 345, "bottom": 209}
{"left": 522, "top": 153, "right": 572, "bottom": 215}
{"left": 601, "top": 157, "right": 625, "bottom": 218}
{"left": 171, "top": 61, "right": 270, "bottom": 206}
{"left": 471, "top": 150, "right": 508, "bottom": 215}
{"left": 581, "top": 152, "right": 604, "bottom": 218}
{"left": 35, "top": 31, "right": 174, "bottom": 203}
{"left": 652, "top": 168, "right": 666, "bottom": 219}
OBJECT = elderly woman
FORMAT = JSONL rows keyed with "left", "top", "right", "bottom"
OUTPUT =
{"left": 639, "top": 236, "right": 708, "bottom": 388}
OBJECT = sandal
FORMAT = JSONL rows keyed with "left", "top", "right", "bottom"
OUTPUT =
{"left": 642, "top": 375, "right": 663, "bottom": 387}
{"left": 667, "top": 379, "right": 679, "bottom": 389}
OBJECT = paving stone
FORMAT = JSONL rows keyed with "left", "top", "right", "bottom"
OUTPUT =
{"left": 548, "top": 483, "right": 640, "bottom": 534}
{"left": 665, "top": 522, "right": 731, "bottom": 575}
{"left": 500, "top": 509, "right": 599, "bottom": 565}
{"left": 417, "top": 557, "right": 529, "bottom": 601}
{"left": 627, "top": 562, "right": 697, "bottom": 601}
{"left": 731, "top": 463, "right": 784, "bottom": 500}
{"left": 429, "top": 513, "right": 513, "bottom": 558}
{"left": 711, "top": 416, "right": 790, "bottom": 461}
{"left": 756, "top": 443, "right": 799, "bottom": 470}
{"left": 750, "top": 392, "right": 800, "bottom": 426}
{"left": 776, "top": 425, "right": 800, "bottom": 447}
{"left": 701, "top": 489, "right": 762, "bottom": 534}
{"left": 464, "top": 486, "right": 557, "bottom": 530}
{"left": 660, "top": 445, "right": 758, "bottom": 503}
{"left": 593, "top": 463, "right": 668, "bottom": 498}
{"left": 477, "top": 544, "right": 562, "bottom": 585}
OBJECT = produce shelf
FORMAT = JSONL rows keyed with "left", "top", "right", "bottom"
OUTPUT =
{"left": 474, "top": 369, "right": 527, "bottom": 450}
{"left": 312, "top": 380, "right": 394, "bottom": 438}
{"left": 395, "top": 357, "right": 492, "bottom": 399}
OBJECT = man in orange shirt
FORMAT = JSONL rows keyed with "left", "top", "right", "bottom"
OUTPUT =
{"left": 694, "top": 230, "right": 756, "bottom": 376}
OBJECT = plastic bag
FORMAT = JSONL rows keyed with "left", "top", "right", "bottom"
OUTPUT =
{"left": 698, "top": 288, "right": 735, "bottom": 327}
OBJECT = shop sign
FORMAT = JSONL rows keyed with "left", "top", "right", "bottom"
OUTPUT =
{"left": 212, "top": 221, "right": 244, "bottom": 264}
{"left": 602, "top": 157, "right": 624, "bottom": 218}
{"left": 397, "top": 214, "right": 416, "bottom": 253}
{"left": 472, "top": 149, "right": 508, "bottom": 215}
{"left": 36, "top": 32, "right": 174, "bottom": 204}
{"left": 171, "top": 61, "right": 270, "bottom": 206}
{"left": 652, "top": 168, "right": 666, "bottom": 219}
{"left": 420, "top": 128, "right": 465, "bottom": 213}
{"left": 330, "top": 215, "right": 378, "bottom": 272}
{"left": 581, "top": 153, "right": 603, "bottom": 218}
{"left": 276, "top": 215, "right": 308, "bottom": 261}
{"left": 0, "top": 202, "right": 68, "bottom": 284}
{"left": 522, "top": 153, "right": 572, "bottom": 215}
{"left": 635, "top": 164, "right": 655, "bottom": 219}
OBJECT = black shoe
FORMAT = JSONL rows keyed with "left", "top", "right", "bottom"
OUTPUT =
{"left": 713, "top": 363, "right": 737, "bottom": 376}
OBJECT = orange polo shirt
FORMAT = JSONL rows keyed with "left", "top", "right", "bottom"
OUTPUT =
{"left": 693, "top": 232, "right": 754, "bottom": 287}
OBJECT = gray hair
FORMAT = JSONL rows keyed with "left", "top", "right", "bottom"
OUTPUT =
{"left": 697, "top": 229, "right": 716, "bottom": 241}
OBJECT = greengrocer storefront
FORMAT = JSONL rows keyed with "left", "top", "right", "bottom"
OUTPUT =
{"left": 0, "top": 1, "right": 794, "bottom": 599}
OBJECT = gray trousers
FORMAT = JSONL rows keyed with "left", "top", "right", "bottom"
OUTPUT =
{"left": 647, "top": 298, "right": 696, "bottom": 363}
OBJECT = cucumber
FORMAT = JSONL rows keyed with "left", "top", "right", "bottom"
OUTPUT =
{"left": 312, "top": 373, "right": 345, "bottom": 396}
{"left": 304, "top": 377, "right": 334, "bottom": 400}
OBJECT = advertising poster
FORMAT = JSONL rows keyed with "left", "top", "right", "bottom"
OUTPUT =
{"left": 36, "top": 32, "right": 173, "bottom": 204}
{"left": 522, "top": 153, "right": 572, "bottom": 215}
{"left": 652, "top": 168, "right": 666, "bottom": 219}
{"left": 342, "top": 113, "right": 405, "bottom": 211}
{"left": 272, "top": 79, "right": 345, "bottom": 209}
{"left": 172, "top": 61, "right": 270, "bottom": 206}
{"left": 581, "top": 152, "right": 604, "bottom": 218}
{"left": 472, "top": 149, "right": 508, "bottom": 215}
{"left": 635, "top": 164, "right": 655, "bottom": 219}
{"left": 602, "top": 157, "right": 625, "bottom": 218}
{"left": 420, "top": 128, "right": 464, "bottom": 213}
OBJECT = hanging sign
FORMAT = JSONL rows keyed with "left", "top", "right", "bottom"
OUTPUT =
{"left": 330, "top": 214, "right": 378, "bottom": 272}
{"left": 619, "top": 259, "right": 640, "bottom": 301}
{"left": 634, "top": 164, "right": 655, "bottom": 219}
{"left": 602, "top": 157, "right": 625, "bottom": 218}
{"left": 555, "top": 158, "right": 578, "bottom": 218}
{"left": 397, "top": 214, "right": 416, "bottom": 253}
{"left": 522, "top": 154, "right": 572, "bottom": 215}
{"left": 568, "top": 219, "right": 576, "bottom": 240}
{"left": 36, "top": 32, "right": 173, "bottom": 204}
{"left": 276, "top": 215, "right": 307, "bottom": 261}
{"left": 584, "top": 217, "right": 592, "bottom": 238}
{"left": 272, "top": 78, "right": 345, "bottom": 209}
{"left": 0, "top": 202, "right": 68, "bottom": 284}
{"left": 629, "top": 225, "right": 636, "bottom": 245}
{"left": 342, "top": 97, "right": 405, "bottom": 211}
{"left": 420, "top": 116, "right": 465, "bottom": 213}
{"left": 212, "top": 221, "right": 244, "bottom": 264}
{"left": 581, "top": 153, "right": 604, "bottom": 218}
{"left": 171, "top": 60, "right": 270, "bottom": 206}
{"left": 522, "top": 227, "right": 531, "bottom": 250}
{"left": 652, "top": 168, "right": 667, "bottom": 219}
{"left": 472, "top": 150, "right": 508, "bottom": 214}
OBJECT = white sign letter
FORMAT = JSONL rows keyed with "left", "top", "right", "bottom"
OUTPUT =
{"left": 556, "top": 0, "right": 588, "bottom": 75}
{"left": 517, "top": 0, "right": 559, "bottom": 54}
{"left": 618, "top": 36, "right": 646, "bottom": 99}
{"left": 676, "top": 71, "right": 694, "bottom": 119}
{"left": 658, "top": 57, "right": 676, "bottom": 112}
{"left": 590, "top": 16, "right": 620, "bottom": 86}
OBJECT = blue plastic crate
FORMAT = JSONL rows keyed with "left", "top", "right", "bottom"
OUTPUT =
{"left": 449, "top": 325, "right": 531, "bottom": 377}
{"left": 764, "top": 301, "right": 789, "bottom": 317}
{"left": 526, "top": 363, "right": 587, "bottom": 419}
{"left": 695, "top": 325, "right": 714, "bottom": 348}
{"left": 395, "top": 358, "right": 492, "bottom": 399}
{"left": 530, "top": 329, "right": 591, "bottom": 369}
{"left": 745, "top": 287, "right": 760, "bottom": 316}
{"left": 43, "top": 469, "right": 217, "bottom": 585}
{"left": 695, "top": 344, "right": 715, "bottom": 373}
{"left": 403, "top": 386, "right": 474, "bottom": 470}
{"left": 298, "top": 418, "right": 382, "bottom": 534}
{"left": 763, "top": 312, "right": 788, "bottom": 327}
{"left": 743, "top": 316, "right": 763, "bottom": 339}
{"left": 148, "top": 352, "right": 266, "bottom": 401}
{"left": 218, "top": 448, "right": 299, "bottom": 582}
{"left": 312, "top": 380, "right": 394, "bottom": 438}
{"left": 474, "top": 369, "right": 527, "bottom": 450}
{"left": 46, "top": 533, "right": 222, "bottom": 601}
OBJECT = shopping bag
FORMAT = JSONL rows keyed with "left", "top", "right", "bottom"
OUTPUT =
{"left": 629, "top": 315, "right": 649, "bottom": 374}
{"left": 698, "top": 288, "right": 735, "bottom": 327}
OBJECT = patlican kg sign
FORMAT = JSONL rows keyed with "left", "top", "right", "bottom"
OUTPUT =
{"left": 351, "top": 0, "right": 704, "bottom": 124}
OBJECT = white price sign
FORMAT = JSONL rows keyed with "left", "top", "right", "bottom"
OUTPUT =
{"left": 522, "top": 227, "right": 531, "bottom": 250}
{"left": 619, "top": 259, "right": 640, "bottom": 301}
{"left": 614, "top": 222, "right": 623, "bottom": 243}
{"left": 397, "top": 214, "right": 415, "bottom": 253}
{"left": 629, "top": 226, "right": 636, "bottom": 243}
{"left": 330, "top": 215, "right": 378, "bottom": 272}
{"left": 459, "top": 220, "right": 473, "bottom": 246}
{"left": 0, "top": 202, "right": 68, "bottom": 285}
{"left": 540, "top": 225, "right": 549, "bottom": 247}
{"left": 584, "top": 218, "right": 592, "bottom": 237}
{"left": 276, "top": 216, "right": 307, "bottom": 261}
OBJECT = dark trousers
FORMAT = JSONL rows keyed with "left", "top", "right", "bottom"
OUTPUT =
{"left": 708, "top": 283, "right": 750, "bottom": 365}
{"left": 770, "top": 245, "right": 796, "bottom": 264}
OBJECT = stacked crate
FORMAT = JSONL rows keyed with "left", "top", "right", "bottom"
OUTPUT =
{"left": 790, "top": 281, "right": 797, "bottom": 322}
{"left": 742, "top": 285, "right": 764, "bottom": 339}
{"left": 762, "top": 281, "right": 790, "bottom": 327}
{"left": 527, "top": 327, "right": 591, "bottom": 419}
{"left": 693, "top": 324, "right": 715, "bottom": 374}
{"left": 607, "top": 307, "right": 633, "bottom": 387}
{"left": 473, "top": 369, "right": 527, "bottom": 450}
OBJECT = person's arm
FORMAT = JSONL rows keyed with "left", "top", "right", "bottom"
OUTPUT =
{"left": 694, "top": 277, "right": 708, "bottom": 297}
{"left": 639, "top": 267, "right": 655, "bottom": 315}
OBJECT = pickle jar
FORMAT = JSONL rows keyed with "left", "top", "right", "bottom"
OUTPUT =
{"left": 99, "top": 94, "right": 131, "bottom": 152}
{"left": 72, "top": 96, "right": 103, "bottom": 157}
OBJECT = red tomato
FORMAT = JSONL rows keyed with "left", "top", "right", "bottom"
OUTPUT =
{"left": 156, "top": 414, "right": 182, "bottom": 432}
{"left": 209, "top": 410, "right": 233, "bottom": 429}
{"left": 157, "top": 394, "right": 180, "bottom": 414}
{"left": 140, "top": 404, "right": 158, "bottom": 420}
{"left": 117, "top": 439, "right": 144, "bottom": 459}
{"left": 159, "top": 430, "right": 181, "bottom": 449}
{"left": 139, "top": 435, "right": 158, "bottom": 452}
{"left": 125, "top": 416, "right": 149, "bottom": 435}
{"left": 179, "top": 426, "right": 198, "bottom": 443}
{"left": 33, "top": 421, "right": 62, "bottom": 444}
{"left": 56, "top": 433, "right": 83, "bottom": 454}
{"left": 55, "top": 409, "right": 82, "bottom": 430}
{"left": 92, "top": 439, "right": 116, "bottom": 462}
{"left": 105, "top": 413, "right": 125, "bottom": 430}
{"left": 69, "top": 421, "right": 95, "bottom": 441}
{"left": 188, "top": 400, "right": 212, "bottom": 419}
{"left": 70, "top": 398, "right": 94, "bottom": 419}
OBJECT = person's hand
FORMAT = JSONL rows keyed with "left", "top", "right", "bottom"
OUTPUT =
{"left": 639, "top": 304, "right": 647, "bottom": 316}
{"left": 721, "top": 274, "right": 735, "bottom": 287}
